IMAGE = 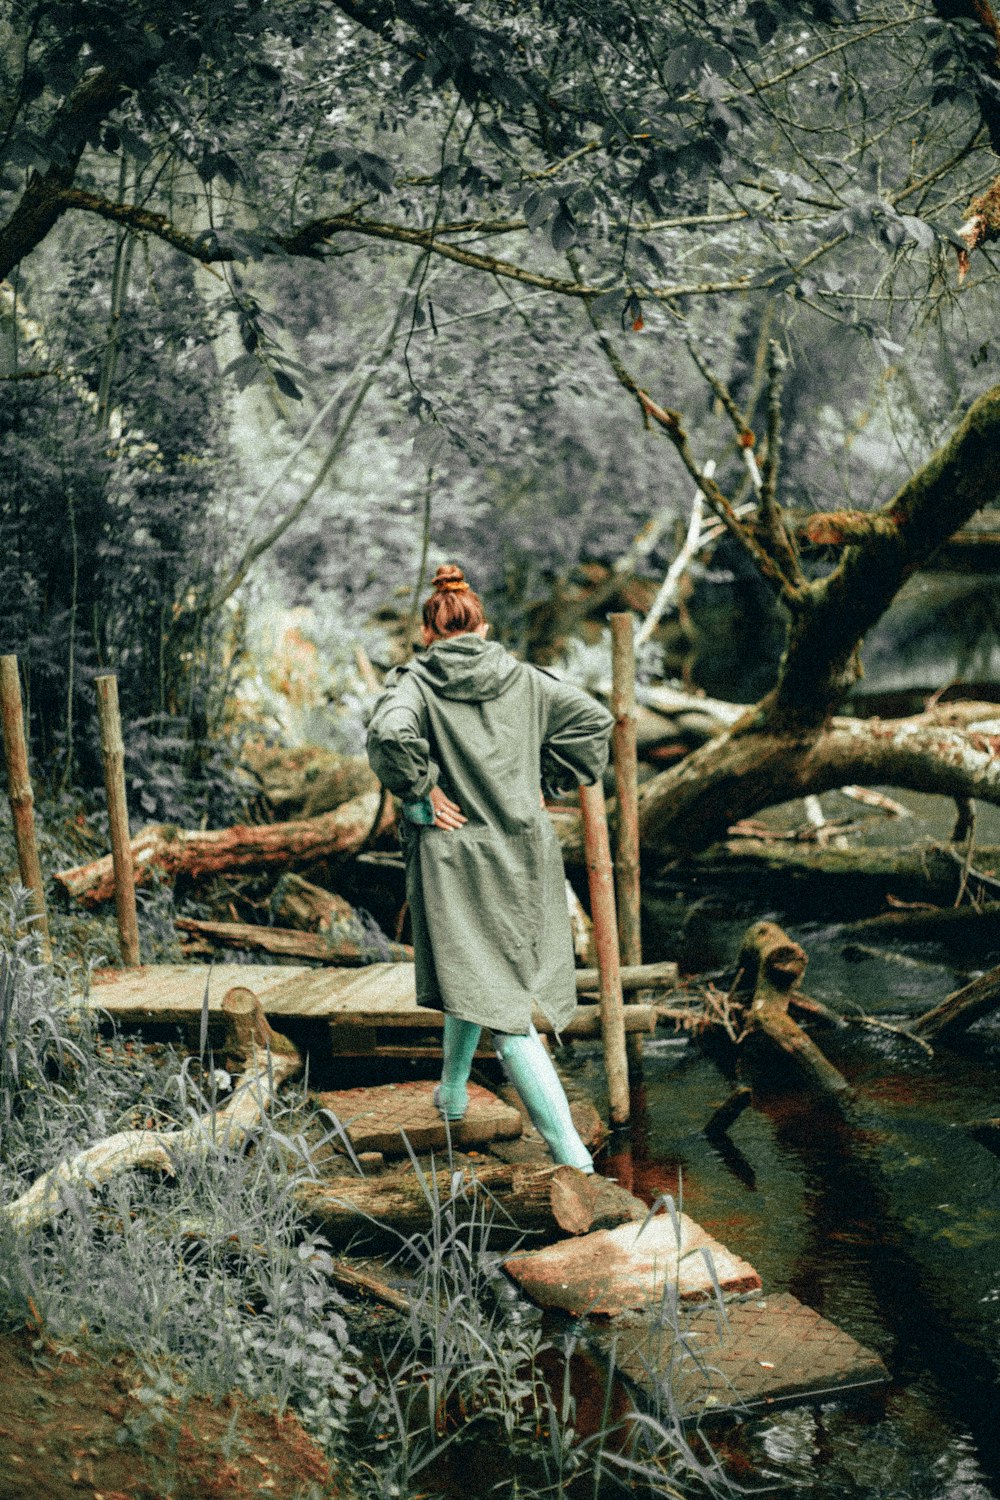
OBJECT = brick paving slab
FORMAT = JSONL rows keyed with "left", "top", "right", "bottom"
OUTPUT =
{"left": 315, "top": 1079, "right": 523, "bottom": 1155}
{"left": 603, "top": 1292, "right": 888, "bottom": 1417}
{"left": 503, "top": 1212, "right": 762, "bottom": 1316}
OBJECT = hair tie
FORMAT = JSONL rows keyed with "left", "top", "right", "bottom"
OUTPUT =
{"left": 436, "top": 580, "right": 470, "bottom": 593}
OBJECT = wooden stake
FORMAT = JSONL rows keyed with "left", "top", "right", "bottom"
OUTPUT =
{"left": 95, "top": 674, "right": 141, "bottom": 967}
{"left": 610, "top": 613, "right": 643, "bottom": 1069}
{"left": 579, "top": 779, "right": 630, "bottom": 1127}
{"left": 609, "top": 613, "right": 642, "bottom": 965}
{"left": 0, "top": 655, "right": 52, "bottom": 960}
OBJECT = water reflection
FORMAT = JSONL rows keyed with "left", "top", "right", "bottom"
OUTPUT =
{"left": 563, "top": 992, "right": 1000, "bottom": 1495}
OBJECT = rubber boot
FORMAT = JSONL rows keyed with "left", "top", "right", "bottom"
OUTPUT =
{"left": 435, "top": 1014, "right": 482, "bottom": 1121}
{"left": 495, "top": 1025, "right": 594, "bottom": 1173}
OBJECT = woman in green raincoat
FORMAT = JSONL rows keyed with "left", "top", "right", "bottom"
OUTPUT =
{"left": 367, "top": 564, "right": 613, "bottom": 1173}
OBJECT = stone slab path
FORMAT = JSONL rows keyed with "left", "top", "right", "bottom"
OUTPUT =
{"left": 503, "top": 1212, "right": 762, "bottom": 1316}
{"left": 604, "top": 1291, "right": 889, "bottom": 1415}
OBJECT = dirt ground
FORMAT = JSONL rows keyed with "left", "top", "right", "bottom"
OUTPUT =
{"left": 0, "top": 1330, "right": 346, "bottom": 1500}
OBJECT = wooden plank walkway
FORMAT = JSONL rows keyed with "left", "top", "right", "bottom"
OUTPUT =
{"left": 88, "top": 963, "right": 656, "bottom": 1055}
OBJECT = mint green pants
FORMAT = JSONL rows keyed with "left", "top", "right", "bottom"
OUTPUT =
{"left": 436, "top": 1014, "right": 594, "bottom": 1173}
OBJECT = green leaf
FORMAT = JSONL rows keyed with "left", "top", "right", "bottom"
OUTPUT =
{"left": 550, "top": 201, "right": 577, "bottom": 251}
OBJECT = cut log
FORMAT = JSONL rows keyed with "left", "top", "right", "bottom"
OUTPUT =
{"left": 574, "top": 958, "right": 678, "bottom": 995}
{"left": 736, "top": 921, "right": 853, "bottom": 1100}
{"left": 910, "top": 962, "right": 1000, "bottom": 1041}
{"left": 296, "top": 1162, "right": 645, "bottom": 1249}
{"left": 53, "top": 790, "right": 395, "bottom": 907}
{"left": 175, "top": 916, "right": 413, "bottom": 965}
{"left": 4, "top": 988, "right": 301, "bottom": 1235}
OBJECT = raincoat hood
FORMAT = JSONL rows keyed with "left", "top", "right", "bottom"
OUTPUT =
{"left": 407, "top": 634, "right": 522, "bottom": 703}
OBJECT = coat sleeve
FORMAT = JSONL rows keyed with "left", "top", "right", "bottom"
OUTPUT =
{"left": 366, "top": 673, "right": 439, "bottom": 801}
{"left": 538, "top": 672, "right": 614, "bottom": 796}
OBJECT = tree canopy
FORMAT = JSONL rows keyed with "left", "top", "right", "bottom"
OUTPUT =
{"left": 3, "top": 0, "right": 1000, "bottom": 787}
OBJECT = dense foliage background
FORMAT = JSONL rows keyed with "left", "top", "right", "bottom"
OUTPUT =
{"left": 2, "top": 0, "right": 1000, "bottom": 795}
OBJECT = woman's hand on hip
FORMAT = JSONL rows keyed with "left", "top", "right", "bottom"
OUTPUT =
{"left": 430, "top": 785, "right": 467, "bottom": 830}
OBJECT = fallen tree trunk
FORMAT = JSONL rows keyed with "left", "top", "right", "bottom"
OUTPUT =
{"left": 175, "top": 916, "right": 413, "bottom": 965}
{"left": 846, "top": 902, "right": 1000, "bottom": 938}
{"left": 638, "top": 713, "right": 1000, "bottom": 853}
{"left": 735, "top": 921, "right": 853, "bottom": 1100}
{"left": 4, "top": 988, "right": 301, "bottom": 1235}
{"left": 910, "top": 962, "right": 1000, "bottom": 1042}
{"left": 54, "top": 790, "right": 395, "bottom": 906}
{"left": 296, "top": 1161, "right": 645, "bottom": 1250}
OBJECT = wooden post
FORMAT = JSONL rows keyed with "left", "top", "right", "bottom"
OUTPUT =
{"left": 609, "top": 613, "right": 642, "bottom": 964}
{"left": 610, "top": 613, "right": 643, "bottom": 1071}
{"left": 579, "top": 779, "right": 630, "bottom": 1127}
{"left": 0, "top": 655, "right": 52, "bottom": 960}
{"left": 95, "top": 674, "right": 141, "bottom": 967}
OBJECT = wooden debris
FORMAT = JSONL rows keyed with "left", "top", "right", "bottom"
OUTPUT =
{"left": 271, "top": 873, "right": 356, "bottom": 931}
{"left": 736, "top": 921, "right": 853, "bottom": 1100}
{"left": 297, "top": 1162, "right": 642, "bottom": 1249}
{"left": 845, "top": 901, "right": 1000, "bottom": 938}
{"left": 910, "top": 961, "right": 1000, "bottom": 1042}
{"left": 175, "top": 916, "right": 413, "bottom": 965}
{"left": 54, "top": 790, "right": 395, "bottom": 906}
{"left": 240, "top": 741, "right": 378, "bottom": 819}
{"left": 88, "top": 961, "right": 657, "bottom": 1051}
{"left": 327, "top": 1261, "right": 411, "bottom": 1314}
{"left": 575, "top": 958, "right": 678, "bottom": 995}
{"left": 4, "top": 988, "right": 301, "bottom": 1235}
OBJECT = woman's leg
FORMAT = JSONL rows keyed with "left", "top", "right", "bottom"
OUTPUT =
{"left": 435, "top": 1014, "right": 482, "bottom": 1121}
{"left": 494, "top": 1025, "right": 594, "bottom": 1173}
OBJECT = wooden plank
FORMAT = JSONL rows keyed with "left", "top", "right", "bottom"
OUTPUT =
{"left": 88, "top": 963, "right": 657, "bottom": 1039}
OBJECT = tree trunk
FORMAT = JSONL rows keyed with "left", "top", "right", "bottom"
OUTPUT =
{"left": 638, "top": 712, "right": 1000, "bottom": 853}
{"left": 53, "top": 790, "right": 394, "bottom": 906}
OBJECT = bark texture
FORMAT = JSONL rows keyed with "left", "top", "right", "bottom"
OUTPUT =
{"left": 296, "top": 1161, "right": 645, "bottom": 1249}
{"left": 54, "top": 791, "right": 394, "bottom": 905}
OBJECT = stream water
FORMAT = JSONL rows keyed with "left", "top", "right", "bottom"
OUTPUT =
{"left": 556, "top": 791, "right": 1000, "bottom": 1500}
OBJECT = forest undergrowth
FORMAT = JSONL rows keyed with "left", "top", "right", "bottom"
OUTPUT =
{"left": 0, "top": 887, "right": 733, "bottom": 1500}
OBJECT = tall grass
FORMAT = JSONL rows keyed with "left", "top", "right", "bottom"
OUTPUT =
{"left": 1, "top": 884, "right": 735, "bottom": 1498}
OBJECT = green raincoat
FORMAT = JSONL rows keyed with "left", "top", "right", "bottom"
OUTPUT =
{"left": 366, "top": 634, "right": 613, "bottom": 1035}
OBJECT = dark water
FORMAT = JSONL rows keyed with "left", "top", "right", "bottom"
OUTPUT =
{"left": 561, "top": 906, "right": 1000, "bottom": 1500}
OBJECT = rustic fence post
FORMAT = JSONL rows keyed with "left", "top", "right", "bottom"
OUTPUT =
{"left": 609, "top": 613, "right": 644, "bottom": 1070}
{"left": 95, "top": 675, "right": 141, "bottom": 967}
{"left": 609, "top": 613, "right": 642, "bottom": 965}
{"left": 0, "top": 655, "right": 52, "bottom": 960}
{"left": 579, "top": 779, "right": 630, "bottom": 1127}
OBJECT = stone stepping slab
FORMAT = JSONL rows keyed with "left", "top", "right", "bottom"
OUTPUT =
{"left": 603, "top": 1291, "right": 889, "bottom": 1416}
{"left": 503, "top": 1211, "right": 761, "bottom": 1317}
{"left": 315, "top": 1079, "right": 522, "bottom": 1155}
